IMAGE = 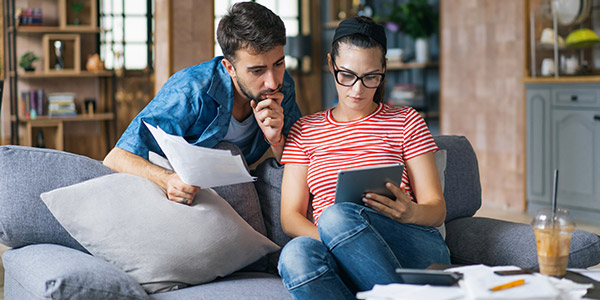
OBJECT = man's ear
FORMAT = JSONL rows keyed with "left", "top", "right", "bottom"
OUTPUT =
{"left": 221, "top": 58, "right": 237, "bottom": 79}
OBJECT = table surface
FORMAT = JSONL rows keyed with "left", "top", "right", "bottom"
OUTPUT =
{"left": 427, "top": 264, "right": 600, "bottom": 299}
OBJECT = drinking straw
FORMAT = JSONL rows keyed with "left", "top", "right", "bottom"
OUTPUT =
{"left": 552, "top": 169, "right": 559, "bottom": 221}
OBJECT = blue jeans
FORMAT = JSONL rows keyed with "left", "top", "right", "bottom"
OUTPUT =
{"left": 278, "top": 202, "right": 450, "bottom": 300}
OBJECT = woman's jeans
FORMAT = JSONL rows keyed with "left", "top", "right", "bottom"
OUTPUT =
{"left": 278, "top": 202, "right": 450, "bottom": 300}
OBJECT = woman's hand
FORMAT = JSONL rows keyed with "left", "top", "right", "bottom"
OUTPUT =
{"left": 362, "top": 182, "right": 416, "bottom": 223}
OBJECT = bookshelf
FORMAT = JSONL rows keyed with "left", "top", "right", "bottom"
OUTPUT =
{"left": 5, "top": 0, "right": 116, "bottom": 160}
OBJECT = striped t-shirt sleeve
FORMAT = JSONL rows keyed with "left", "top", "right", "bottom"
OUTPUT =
{"left": 281, "top": 120, "right": 310, "bottom": 165}
{"left": 402, "top": 107, "right": 438, "bottom": 160}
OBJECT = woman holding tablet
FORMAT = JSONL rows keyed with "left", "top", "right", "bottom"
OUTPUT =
{"left": 278, "top": 16, "right": 450, "bottom": 299}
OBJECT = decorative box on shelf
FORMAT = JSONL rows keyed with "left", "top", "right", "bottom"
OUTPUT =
{"left": 59, "top": 0, "right": 97, "bottom": 30}
{"left": 42, "top": 33, "right": 81, "bottom": 74}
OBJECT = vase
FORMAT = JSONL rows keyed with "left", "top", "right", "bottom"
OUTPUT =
{"left": 415, "top": 38, "right": 430, "bottom": 63}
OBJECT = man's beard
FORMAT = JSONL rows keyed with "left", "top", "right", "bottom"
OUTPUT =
{"left": 237, "top": 77, "right": 282, "bottom": 103}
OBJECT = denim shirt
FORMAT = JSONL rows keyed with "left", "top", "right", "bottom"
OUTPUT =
{"left": 116, "top": 56, "right": 302, "bottom": 165}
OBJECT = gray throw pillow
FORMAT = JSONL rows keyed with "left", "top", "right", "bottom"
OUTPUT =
{"left": 2, "top": 244, "right": 149, "bottom": 300}
{"left": 149, "top": 150, "right": 270, "bottom": 272}
{"left": 40, "top": 173, "right": 279, "bottom": 294}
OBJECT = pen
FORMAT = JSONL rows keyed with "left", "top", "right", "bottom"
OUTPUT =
{"left": 490, "top": 279, "right": 525, "bottom": 292}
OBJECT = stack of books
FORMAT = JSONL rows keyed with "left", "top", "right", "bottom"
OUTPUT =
{"left": 48, "top": 93, "right": 77, "bottom": 117}
{"left": 386, "top": 84, "right": 425, "bottom": 109}
{"left": 19, "top": 89, "right": 45, "bottom": 119}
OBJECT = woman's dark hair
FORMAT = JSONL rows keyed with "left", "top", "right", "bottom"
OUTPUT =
{"left": 217, "top": 2, "right": 286, "bottom": 63}
{"left": 331, "top": 16, "right": 387, "bottom": 103}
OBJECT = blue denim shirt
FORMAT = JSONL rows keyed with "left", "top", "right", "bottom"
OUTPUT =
{"left": 116, "top": 56, "right": 302, "bottom": 165}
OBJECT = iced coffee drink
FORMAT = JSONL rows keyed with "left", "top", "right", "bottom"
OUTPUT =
{"left": 532, "top": 208, "right": 575, "bottom": 277}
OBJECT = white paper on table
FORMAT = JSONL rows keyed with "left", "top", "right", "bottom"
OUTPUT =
{"left": 569, "top": 268, "right": 600, "bottom": 282}
{"left": 356, "top": 283, "right": 464, "bottom": 300}
{"left": 446, "top": 265, "right": 591, "bottom": 300}
{"left": 144, "top": 121, "right": 256, "bottom": 188}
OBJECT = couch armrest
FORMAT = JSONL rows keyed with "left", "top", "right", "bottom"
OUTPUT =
{"left": 2, "top": 244, "right": 148, "bottom": 300}
{"left": 0, "top": 146, "right": 114, "bottom": 251}
{"left": 445, "top": 217, "right": 600, "bottom": 269}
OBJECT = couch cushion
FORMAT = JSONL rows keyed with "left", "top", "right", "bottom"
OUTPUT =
{"left": 253, "top": 158, "right": 290, "bottom": 249}
{"left": 433, "top": 136, "right": 482, "bottom": 222}
{"left": 2, "top": 244, "right": 148, "bottom": 300}
{"left": 0, "top": 146, "right": 114, "bottom": 251}
{"left": 445, "top": 216, "right": 600, "bottom": 269}
{"left": 149, "top": 272, "right": 292, "bottom": 300}
{"left": 150, "top": 142, "right": 270, "bottom": 272}
{"left": 41, "top": 173, "right": 279, "bottom": 293}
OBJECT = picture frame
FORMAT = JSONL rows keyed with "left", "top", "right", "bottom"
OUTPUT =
{"left": 43, "top": 33, "right": 81, "bottom": 74}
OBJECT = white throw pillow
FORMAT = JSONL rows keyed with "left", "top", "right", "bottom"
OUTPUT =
{"left": 41, "top": 173, "right": 279, "bottom": 294}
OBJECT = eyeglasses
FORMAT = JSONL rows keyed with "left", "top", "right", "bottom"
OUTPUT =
{"left": 332, "top": 62, "right": 385, "bottom": 89}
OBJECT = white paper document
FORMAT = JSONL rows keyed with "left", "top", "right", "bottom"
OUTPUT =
{"left": 356, "top": 283, "right": 463, "bottom": 300}
{"left": 144, "top": 121, "right": 256, "bottom": 188}
{"left": 446, "top": 265, "right": 591, "bottom": 300}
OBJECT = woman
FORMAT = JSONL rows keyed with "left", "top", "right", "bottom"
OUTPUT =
{"left": 278, "top": 16, "right": 450, "bottom": 299}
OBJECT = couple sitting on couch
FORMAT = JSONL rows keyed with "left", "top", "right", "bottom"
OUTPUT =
{"left": 101, "top": 2, "right": 448, "bottom": 299}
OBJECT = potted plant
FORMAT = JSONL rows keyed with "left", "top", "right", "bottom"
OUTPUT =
{"left": 378, "top": 0, "right": 438, "bottom": 63}
{"left": 19, "top": 51, "right": 40, "bottom": 72}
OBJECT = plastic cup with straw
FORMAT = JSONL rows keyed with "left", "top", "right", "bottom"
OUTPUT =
{"left": 532, "top": 169, "right": 575, "bottom": 277}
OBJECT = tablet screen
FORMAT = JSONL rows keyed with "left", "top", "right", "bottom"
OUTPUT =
{"left": 334, "top": 163, "right": 404, "bottom": 205}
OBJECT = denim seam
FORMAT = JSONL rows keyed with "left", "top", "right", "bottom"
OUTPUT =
{"left": 285, "top": 265, "right": 330, "bottom": 290}
{"left": 327, "top": 208, "right": 402, "bottom": 268}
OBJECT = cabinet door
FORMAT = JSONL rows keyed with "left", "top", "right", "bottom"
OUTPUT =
{"left": 526, "top": 89, "right": 552, "bottom": 205}
{"left": 552, "top": 109, "right": 600, "bottom": 210}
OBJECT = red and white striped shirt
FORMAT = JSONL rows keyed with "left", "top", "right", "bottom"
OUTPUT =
{"left": 281, "top": 103, "right": 438, "bottom": 224}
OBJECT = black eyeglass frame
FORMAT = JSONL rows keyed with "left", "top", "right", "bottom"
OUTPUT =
{"left": 331, "top": 60, "right": 386, "bottom": 89}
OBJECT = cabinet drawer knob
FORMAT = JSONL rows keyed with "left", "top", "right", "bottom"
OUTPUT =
{"left": 595, "top": 115, "right": 600, "bottom": 121}
{"left": 571, "top": 95, "right": 578, "bottom": 101}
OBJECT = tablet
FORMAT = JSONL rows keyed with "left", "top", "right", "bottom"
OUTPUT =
{"left": 395, "top": 268, "right": 463, "bottom": 286}
{"left": 334, "top": 163, "right": 404, "bottom": 205}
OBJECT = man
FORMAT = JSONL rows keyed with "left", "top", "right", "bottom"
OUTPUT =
{"left": 103, "top": 2, "right": 301, "bottom": 205}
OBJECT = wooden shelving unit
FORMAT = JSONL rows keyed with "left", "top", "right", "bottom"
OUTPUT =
{"left": 9, "top": 25, "right": 101, "bottom": 33}
{"left": 5, "top": 0, "right": 116, "bottom": 160}
{"left": 12, "top": 70, "right": 113, "bottom": 78}
{"left": 522, "top": 76, "right": 600, "bottom": 83}
{"left": 387, "top": 61, "right": 439, "bottom": 70}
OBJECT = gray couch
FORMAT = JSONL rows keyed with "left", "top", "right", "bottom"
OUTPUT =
{"left": 1, "top": 135, "right": 599, "bottom": 300}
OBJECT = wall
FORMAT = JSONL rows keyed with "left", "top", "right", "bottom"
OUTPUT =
{"left": 440, "top": 0, "right": 526, "bottom": 210}
{"left": 154, "top": 0, "right": 215, "bottom": 94}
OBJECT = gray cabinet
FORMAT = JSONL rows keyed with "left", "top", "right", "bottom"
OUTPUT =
{"left": 526, "top": 83, "right": 600, "bottom": 224}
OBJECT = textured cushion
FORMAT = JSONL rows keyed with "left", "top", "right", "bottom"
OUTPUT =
{"left": 433, "top": 136, "right": 482, "bottom": 222}
{"left": 253, "top": 158, "right": 290, "bottom": 249}
{"left": 2, "top": 244, "right": 148, "bottom": 300}
{"left": 445, "top": 216, "right": 600, "bottom": 269}
{"left": 150, "top": 142, "right": 269, "bottom": 272}
{"left": 0, "top": 145, "right": 113, "bottom": 251}
{"left": 252, "top": 158, "right": 290, "bottom": 273}
{"left": 149, "top": 142, "right": 267, "bottom": 236}
{"left": 41, "top": 173, "right": 279, "bottom": 293}
{"left": 149, "top": 272, "right": 292, "bottom": 300}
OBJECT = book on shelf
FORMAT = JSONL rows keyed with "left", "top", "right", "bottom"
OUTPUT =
{"left": 386, "top": 83, "right": 425, "bottom": 109}
{"left": 18, "top": 89, "right": 46, "bottom": 119}
{"left": 48, "top": 93, "right": 77, "bottom": 117}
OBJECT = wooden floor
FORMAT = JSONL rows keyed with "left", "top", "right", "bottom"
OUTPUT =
{"left": 1, "top": 206, "right": 599, "bottom": 299}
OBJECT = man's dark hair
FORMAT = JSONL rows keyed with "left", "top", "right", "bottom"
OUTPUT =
{"left": 217, "top": 2, "right": 286, "bottom": 63}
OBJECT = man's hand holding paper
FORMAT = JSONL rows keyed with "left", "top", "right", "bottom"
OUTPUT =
{"left": 144, "top": 122, "right": 256, "bottom": 205}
